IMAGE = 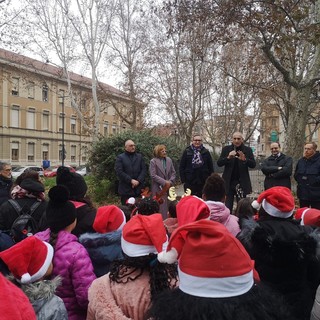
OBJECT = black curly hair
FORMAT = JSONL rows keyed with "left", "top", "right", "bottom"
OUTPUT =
{"left": 137, "top": 197, "right": 160, "bottom": 216}
{"left": 146, "top": 284, "right": 297, "bottom": 320}
{"left": 109, "top": 253, "right": 178, "bottom": 301}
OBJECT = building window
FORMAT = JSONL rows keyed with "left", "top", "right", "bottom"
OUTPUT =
{"left": 271, "top": 118, "right": 277, "bottom": 126}
{"left": 27, "top": 143, "right": 35, "bottom": 161}
{"left": 11, "top": 106, "right": 20, "bottom": 127}
{"left": 11, "top": 77, "right": 19, "bottom": 96}
{"left": 112, "top": 123, "right": 117, "bottom": 135}
{"left": 28, "top": 82, "right": 35, "bottom": 99}
{"left": 104, "top": 121, "right": 109, "bottom": 136}
{"left": 42, "top": 144, "right": 49, "bottom": 160}
{"left": 27, "top": 108, "right": 36, "bottom": 129}
{"left": 42, "top": 84, "right": 49, "bottom": 102}
{"left": 71, "top": 145, "right": 76, "bottom": 161}
{"left": 71, "top": 117, "right": 76, "bottom": 134}
{"left": 11, "top": 142, "right": 19, "bottom": 161}
{"left": 43, "top": 111, "right": 49, "bottom": 130}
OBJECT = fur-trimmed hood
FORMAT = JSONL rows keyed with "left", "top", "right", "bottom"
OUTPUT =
{"left": 20, "top": 276, "right": 62, "bottom": 304}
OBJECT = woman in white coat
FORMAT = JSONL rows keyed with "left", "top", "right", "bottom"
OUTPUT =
{"left": 149, "top": 145, "right": 176, "bottom": 220}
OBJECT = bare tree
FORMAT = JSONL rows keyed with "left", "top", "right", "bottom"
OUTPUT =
{"left": 22, "top": 0, "right": 116, "bottom": 140}
{"left": 166, "top": 0, "right": 320, "bottom": 159}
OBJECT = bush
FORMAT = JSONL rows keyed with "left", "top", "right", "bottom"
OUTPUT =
{"left": 88, "top": 130, "right": 184, "bottom": 196}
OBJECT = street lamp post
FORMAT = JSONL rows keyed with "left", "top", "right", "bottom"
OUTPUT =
{"left": 59, "top": 94, "right": 65, "bottom": 167}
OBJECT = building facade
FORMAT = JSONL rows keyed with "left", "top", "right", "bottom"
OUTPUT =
{"left": 0, "top": 49, "right": 141, "bottom": 168}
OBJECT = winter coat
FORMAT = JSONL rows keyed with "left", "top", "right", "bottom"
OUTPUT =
{"left": 206, "top": 200, "right": 241, "bottom": 236}
{"left": 179, "top": 145, "right": 214, "bottom": 192}
{"left": 294, "top": 152, "right": 320, "bottom": 201}
{"left": 0, "top": 176, "right": 12, "bottom": 206}
{"left": 35, "top": 229, "right": 96, "bottom": 320}
{"left": 79, "top": 230, "right": 123, "bottom": 277}
{"left": 115, "top": 151, "right": 146, "bottom": 197}
{"left": 149, "top": 157, "right": 176, "bottom": 219}
{"left": 0, "top": 198, "right": 47, "bottom": 232}
{"left": 217, "top": 144, "right": 256, "bottom": 194}
{"left": 18, "top": 276, "right": 67, "bottom": 320}
{"left": 261, "top": 153, "right": 293, "bottom": 190}
{"left": 87, "top": 270, "right": 152, "bottom": 320}
{"left": 237, "top": 217, "right": 320, "bottom": 320}
{"left": 311, "top": 284, "right": 320, "bottom": 320}
{"left": 0, "top": 272, "right": 36, "bottom": 320}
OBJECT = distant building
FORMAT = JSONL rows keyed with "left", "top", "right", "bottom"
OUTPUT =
{"left": 0, "top": 48, "right": 143, "bottom": 167}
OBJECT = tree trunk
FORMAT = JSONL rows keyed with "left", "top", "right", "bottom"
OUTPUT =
{"left": 283, "top": 86, "right": 312, "bottom": 161}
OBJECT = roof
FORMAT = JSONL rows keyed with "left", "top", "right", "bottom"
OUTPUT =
{"left": 0, "top": 47, "right": 129, "bottom": 99}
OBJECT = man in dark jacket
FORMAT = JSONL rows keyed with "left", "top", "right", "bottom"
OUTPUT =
{"left": 217, "top": 132, "right": 256, "bottom": 212}
{"left": 294, "top": 142, "right": 320, "bottom": 209}
{"left": 179, "top": 134, "right": 214, "bottom": 198}
{"left": 261, "top": 142, "right": 293, "bottom": 190}
{"left": 115, "top": 140, "right": 146, "bottom": 205}
{"left": 0, "top": 161, "right": 12, "bottom": 206}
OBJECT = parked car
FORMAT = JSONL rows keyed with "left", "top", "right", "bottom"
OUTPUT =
{"left": 11, "top": 166, "right": 44, "bottom": 179}
{"left": 44, "top": 165, "right": 76, "bottom": 178}
{"left": 75, "top": 166, "right": 89, "bottom": 176}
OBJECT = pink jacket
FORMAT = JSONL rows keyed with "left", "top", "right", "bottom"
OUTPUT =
{"left": 87, "top": 270, "right": 151, "bottom": 320}
{"left": 35, "top": 229, "right": 96, "bottom": 320}
{"left": 206, "top": 201, "right": 240, "bottom": 236}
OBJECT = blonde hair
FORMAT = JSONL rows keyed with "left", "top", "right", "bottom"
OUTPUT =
{"left": 153, "top": 144, "right": 166, "bottom": 157}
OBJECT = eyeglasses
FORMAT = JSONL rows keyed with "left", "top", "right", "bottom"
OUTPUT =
{"left": 128, "top": 144, "right": 135, "bottom": 147}
{"left": 233, "top": 138, "right": 242, "bottom": 140}
{"left": 193, "top": 140, "right": 202, "bottom": 142}
{"left": 2, "top": 169, "right": 12, "bottom": 172}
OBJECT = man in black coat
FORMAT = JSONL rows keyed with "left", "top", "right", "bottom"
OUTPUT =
{"left": 0, "top": 162, "right": 13, "bottom": 206}
{"left": 179, "top": 134, "right": 214, "bottom": 198}
{"left": 294, "top": 142, "right": 320, "bottom": 209}
{"left": 115, "top": 140, "right": 146, "bottom": 205}
{"left": 217, "top": 132, "right": 256, "bottom": 212}
{"left": 261, "top": 142, "right": 293, "bottom": 190}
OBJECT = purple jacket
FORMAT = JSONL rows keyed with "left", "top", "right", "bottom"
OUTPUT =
{"left": 206, "top": 200, "right": 240, "bottom": 236}
{"left": 35, "top": 229, "right": 96, "bottom": 320}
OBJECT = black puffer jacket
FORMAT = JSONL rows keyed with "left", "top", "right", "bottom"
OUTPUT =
{"left": 238, "top": 217, "right": 320, "bottom": 320}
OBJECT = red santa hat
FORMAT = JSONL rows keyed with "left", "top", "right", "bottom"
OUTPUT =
{"left": 121, "top": 213, "right": 168, "bottom": 257}
{"left": 295, "top": 207, "right": 320, "bottom": 227}
{"left": 252, "top": 186, "right": 294, "bottom": 218}
{"left": 176, "top": 195, "right": 210, "bottom": 227}
{"left": 158, "top": 219, "right": 254, "bottom": 298}
{"left": 93, "top": 205, "right": 126, "bottom": 233}
{"left": 0, "top": 236, "right": 54, "bottom": 284}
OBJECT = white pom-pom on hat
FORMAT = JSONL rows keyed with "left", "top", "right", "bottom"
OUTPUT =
{"left": 251, "top": 200, "right": 260, "bottom": 210}
{"left": 157, "top": 248, "right": 178, "bottom": 264}
{"left": 20, "top": 273, "right": 32, "bottom": 284}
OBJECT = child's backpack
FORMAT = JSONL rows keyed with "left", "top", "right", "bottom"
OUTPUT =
{"left": 8, "top": 199, "right": 40, "bottom": 243}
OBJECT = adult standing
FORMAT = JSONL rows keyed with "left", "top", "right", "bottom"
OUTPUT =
{"left": 0, "top": 161, "right": 13, "bottom": 206}
{"left": 261, "top": 142, "right": 293, "bottom": 190}
{"left": 115, "top": 140, "right": 146, "bottom": 205}
{"left": 294, "top": 142, "right": 320, "bottom": 209}
{"left": 149, "top": 144, "right": 176, "bottom": 220}
{"left": 179, "top": 134, "right": 214, "bottom": 198}
{"left": 217, "top": 132, "right": 256, "bottom": 212}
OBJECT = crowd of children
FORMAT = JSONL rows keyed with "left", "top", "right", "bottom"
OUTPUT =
{"left": 1, "top": 167, "right": 320, "bottom": 319}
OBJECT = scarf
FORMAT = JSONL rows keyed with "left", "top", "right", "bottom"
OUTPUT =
{"left": 11, "top": 185, "right": 45, "bottom": 202}
{"left": 191, "top": 145, "right": 204, "bottom": 168}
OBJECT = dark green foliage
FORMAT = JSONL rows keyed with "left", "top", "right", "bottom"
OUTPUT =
{"left": 88, "top": 130, "right": 184, "bottom": 192}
